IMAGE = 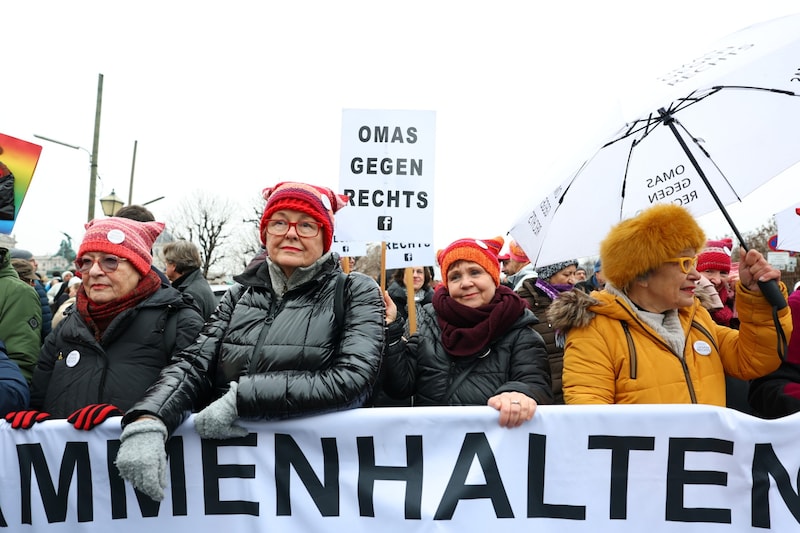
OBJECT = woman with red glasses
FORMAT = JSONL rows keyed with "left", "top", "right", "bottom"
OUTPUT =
{"left": 5, "top": 217, "right": 204, "bottom": 431}
{"left": 547, "top": 203, "right": 791, "bottom": 405}
{"left": 115, "top": 182, "right": 385, "bottom": 501}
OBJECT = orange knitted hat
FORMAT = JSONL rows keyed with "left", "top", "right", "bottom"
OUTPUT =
{"left": 437, "top": 236, "right": 504, "bottom": 286}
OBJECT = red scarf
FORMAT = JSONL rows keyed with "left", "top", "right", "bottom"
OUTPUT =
{"left": 433, "top": 284, "right": 528, "bottom": 357}
{"left": 76, "top": 269, "right": 162, "bottom": 341}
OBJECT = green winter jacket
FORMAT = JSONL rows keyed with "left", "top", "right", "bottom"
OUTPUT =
{"left": 0, "top": 248, "right": 42, "bottom": 382}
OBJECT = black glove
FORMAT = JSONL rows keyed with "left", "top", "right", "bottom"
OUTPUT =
{"left": 5, "top": 410, "right": 52, "bottom": 429}
{"left": 67, "top": 404, "right": 122, "bottom": 430}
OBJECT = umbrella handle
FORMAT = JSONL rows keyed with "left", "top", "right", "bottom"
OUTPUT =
{"left": 757, "top": 279, "right": 787, "bottom": 310}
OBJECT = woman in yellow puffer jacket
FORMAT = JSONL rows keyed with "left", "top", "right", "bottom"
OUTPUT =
{"left": 548, "top": 204, "right": 792, "bottom": 405}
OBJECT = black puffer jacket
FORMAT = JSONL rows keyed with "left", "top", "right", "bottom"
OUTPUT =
{"left": 382, "top": 303, "right": 553, "bottom": 406}
{"left": 31, "top": 284, "right": 204, "bottom": 417}
{"left": 124, "top": 256, "right": 385, "bottom": 434}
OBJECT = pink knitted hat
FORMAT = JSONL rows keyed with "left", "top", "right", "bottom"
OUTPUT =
{"left": 77, "top": 218, "right": 165, "bottom": 276}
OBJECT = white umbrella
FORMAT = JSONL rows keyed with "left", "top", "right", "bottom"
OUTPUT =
{"left": 510, "top": 13, "right": 800, "bottom": 309}
{"left": 775, "top": 202, "right": 800, "bottom": 253}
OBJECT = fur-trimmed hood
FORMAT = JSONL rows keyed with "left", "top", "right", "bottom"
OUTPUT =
{"left": 546, "top": 289, "right": 603, "bottom": 334}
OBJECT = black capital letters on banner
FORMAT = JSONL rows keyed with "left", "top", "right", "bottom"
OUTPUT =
{"left": 202, "top": 433, "right": 259, "bottom": 516}
{"left": 666, "top": 437, "right": 732, "bottom": 523}
{"left": 18, "top": 442, "right": 93, "bottom": 524}
{"left": 275, "top": 433, "right": 340, "bottom": 517}
{"left": 527, "top": 433, "right": 585, "bottom": 520}
{"left": 751, "top": 442, "right": 800, "bottom": 528}
{"left": 588, "top": 435, "right": 655, "bottom": 519}
{"left": 435, "top": 432, "right": 512, "bottom": 520}
{"left": 356, "top": 435, "right": 424, "bottom": 519}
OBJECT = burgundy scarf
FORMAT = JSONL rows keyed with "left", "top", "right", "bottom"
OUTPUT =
{"left": 433, "top": 284, "right": 528, "bottom": 357}
{"left": 76, "top": 269, "right": 162, "bottom": 341}
{"left": 710, "top": 283, "right": 735, "bottom": 327}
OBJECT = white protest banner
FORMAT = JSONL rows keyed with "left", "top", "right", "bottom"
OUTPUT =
{"left": 3, "top": 405, "right": 800, "bottom": 532}
{"left": 335, "top": 109, "right": 436, "bottom": 244}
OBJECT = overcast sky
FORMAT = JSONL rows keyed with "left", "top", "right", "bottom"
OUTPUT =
{"left": 3, "top": 0, "right": 799, "bottom": 257}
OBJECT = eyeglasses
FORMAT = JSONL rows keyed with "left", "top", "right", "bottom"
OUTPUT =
{"left": 265, "top": 219, "right": 321, "bottom": 238}
{"left": 75, "top": 255, "right": 129, "bottom": 273}
{"left": 665, "top": 255, "right": 698, "bottom": 274}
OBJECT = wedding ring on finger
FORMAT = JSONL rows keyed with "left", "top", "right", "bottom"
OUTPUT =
{"left": 511, "top": 400, "right": 521, "bottom": 405}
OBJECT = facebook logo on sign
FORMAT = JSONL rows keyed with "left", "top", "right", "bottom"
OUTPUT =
{"left": 404, "top": 253, "right": 413, "bottom": 261}
{"left": 377, "top": 216, "right": 392, "bottom": 231}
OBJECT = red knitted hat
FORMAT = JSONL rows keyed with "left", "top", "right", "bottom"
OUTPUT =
{"left": 697, "top": 238, "right": 733, "bottom": 273}
{"left": 77, "top": 218, "right": 165, "bottom": 276}
{"left": 437, "top": 236, "right": 504, "bottom": 287}
{"left": 259, "top": 181, "right": 349, "bottom": 252}
{"left": 508, "top": 240, "right": 529, "bottom": 263}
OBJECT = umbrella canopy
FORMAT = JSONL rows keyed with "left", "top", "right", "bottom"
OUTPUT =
{"left": 510, "top": 13, "right": 800, "bottom": 273}
{"left": 775, "top": 203, "right": 800, "bottom": 253}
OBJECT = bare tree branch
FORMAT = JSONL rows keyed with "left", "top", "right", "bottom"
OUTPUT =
{"left": 168, "top": 191, "right": 239, "bottom": 278}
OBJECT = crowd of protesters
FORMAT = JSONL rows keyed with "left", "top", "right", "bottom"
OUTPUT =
{"left": 0, "top": 184, "right": 797, "bottom": 502}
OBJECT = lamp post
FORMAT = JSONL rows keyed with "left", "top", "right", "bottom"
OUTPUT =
{"left": 33, "top": 73, "right": 103, "bottom": 222}
{"left": 99, "top": 189, "right": 125, "bottom": 216}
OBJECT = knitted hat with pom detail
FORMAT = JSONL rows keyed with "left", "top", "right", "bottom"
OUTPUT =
{"left": 77, "top": 217, "right": 165, "bottom": 276}
{"left": 437, "top": 236, "right": 504, "bottom": 287}
{"left": 259, "top": 181, "right": 349, "bottom": 252}
{"left": 697, "top": 238, "right": 733, "bottom": 273}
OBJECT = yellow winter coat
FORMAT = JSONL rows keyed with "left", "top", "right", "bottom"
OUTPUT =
{"left": 548, "top": 284, "right": 791, "bottom": 405}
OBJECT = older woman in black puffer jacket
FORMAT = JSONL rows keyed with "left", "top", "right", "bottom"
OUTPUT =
{"left": 115, "top": 182, "right": 385, "bottom": 502}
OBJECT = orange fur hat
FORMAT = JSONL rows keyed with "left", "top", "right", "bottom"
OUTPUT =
{"left": 600, "top": 204, "right": 706, "bottom": 289}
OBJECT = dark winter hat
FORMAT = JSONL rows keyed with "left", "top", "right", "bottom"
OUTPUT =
{"left": 535, "top": 259, "right": 578, "bottom": 281}
{"left": 9, "top": 248, "right": 33, "bottom": 261}
{"left": 437, "top": 236, "right": 504, "bottom": 287}
{"left": 594, "top": 259, "right": 602, "bottom": 273}
{"left": 697, "top": 238, "right": 733, "bottom": 273}
{"left": 77, "top": 217, "right": 165, "bottom": 276}
{"left": 600, "top": 204, "right": 706, "bottom": 289}
{"left": 259, "top": 181, "right": 349, "bottom": 252}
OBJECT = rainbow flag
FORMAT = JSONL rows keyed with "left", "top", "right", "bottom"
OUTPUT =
{"left": 0, "top": 133, "right": 42, "bottom": 234}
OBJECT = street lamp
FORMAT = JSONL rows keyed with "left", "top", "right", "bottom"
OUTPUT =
{"left": 99, "top": 189, "right": 125, "bottom": 216}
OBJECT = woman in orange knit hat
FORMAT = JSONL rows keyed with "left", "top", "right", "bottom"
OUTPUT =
{"left": 382, "top": 236, "right": 553, "bottom": 427}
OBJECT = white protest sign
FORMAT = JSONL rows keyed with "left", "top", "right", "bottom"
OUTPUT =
{"left": 330, "top": 239, "right": 368, "bottom": 258}
{"left": 335, "top": 109, "right": 436, "bottom": 244}
{"left": 383, "top": 241, "right": 436, "bottom": 269}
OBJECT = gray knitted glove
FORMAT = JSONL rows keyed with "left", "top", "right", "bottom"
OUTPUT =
{"left": 194, "top": 381, "right": 249, "bottom": 440}
{"left": 115, "top": 418, "right": 168, "bottom": 501}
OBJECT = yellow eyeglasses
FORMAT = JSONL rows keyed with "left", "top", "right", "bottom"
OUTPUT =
{"left": 665, "top": 255, "right": 698, "bottom": 274}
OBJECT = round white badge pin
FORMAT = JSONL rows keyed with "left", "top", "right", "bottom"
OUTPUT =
{"left": 693, "top": 340, "right": 712, "bottom": 356}
{"left": 107, "top": 229, "right": 126, "bottom": 244}
{"left": 65, "top": 350, "right": 81, "bottom": 367}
